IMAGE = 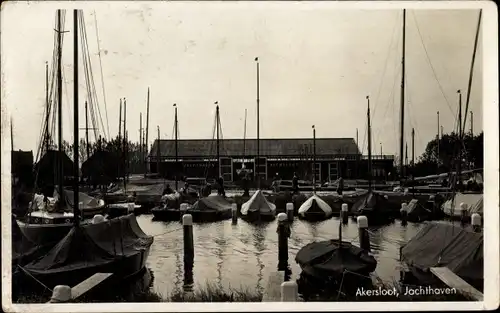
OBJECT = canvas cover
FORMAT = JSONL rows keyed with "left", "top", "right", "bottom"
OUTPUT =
{"left": 350, "top": 191, "right": 390, "bottom": 213}
{"left": 401, "top": 222, "right": 483, "bottom": 282}
{"left": 442, "top": 193, "right": 483, "bottom": 216}
{"left": 298, "top": 194, "right": 333, "bottom": 216}
{"left": 190, "top": 195, "right": 232, "bottom": 212}
{"left": 24, "top": 214, "right": 153, "bottom": 274}
{"left": 241, "top": 190, "right": 276, "bottom": 215}
{"left": 296, "top": 240, "right": 377, "bottom": 277}
{"left": 59, "top": 189, "right": 105, "bottom": 211}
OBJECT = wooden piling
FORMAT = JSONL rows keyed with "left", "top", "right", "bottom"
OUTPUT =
{"left": 400, "top": 202, "right": 408, "bottom": 226}
{"left": 357, "top": 215, "right": 370, "bottom": 251}
{"left": 471, "top": 213, "right": 481, "bottom": 232}
{"left": 277, "top": 213, "right": 289, "bottom": 272}
{"left": 460, "top": 203, "right": 468, "bottom": 225}
{"left": 281, "top": 281, "right": 298, "bottom": 301}
{"left": 183, "top": 214, "right": 194, "bottom": 289}
{"left": 341, "top": 203, "right": 348, "bottom": 224}
{"left": 231, "top": 203, "right": 238, "bottom": 224}
{"left": 286, "top": 202, "right": 294, "bottom": 222}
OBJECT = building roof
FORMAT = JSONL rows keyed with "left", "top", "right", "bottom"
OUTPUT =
{"left": 149, "top": 138, "right": 360, "bottom": 158}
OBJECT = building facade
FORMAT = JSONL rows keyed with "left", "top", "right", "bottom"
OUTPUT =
{"left": 147, "top": 138, "right": 395, "bottom": 183}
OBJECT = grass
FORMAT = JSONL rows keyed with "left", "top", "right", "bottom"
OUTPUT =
{"left": 167, "top": 282, "right": 263, "bottom": 302}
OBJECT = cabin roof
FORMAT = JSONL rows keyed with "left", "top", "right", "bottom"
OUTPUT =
{"left": 148, "top": 138, "right": 360, "bottom": 158}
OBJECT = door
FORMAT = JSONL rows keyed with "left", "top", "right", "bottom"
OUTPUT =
{"left": 219, "top": 157, "right": 233, "bottom": 182}
{"left": 328, "top": 162, "right": 338, "bottom": 182}
{"left": 312, "top": 162, "right": 321, "bottom": 184}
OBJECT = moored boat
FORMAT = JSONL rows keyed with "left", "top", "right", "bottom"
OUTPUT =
{"left": 297, "top": 194, "right": 333, "bottom": 221}
{"left": 187, "top": 194, "right": 232, "bottom": 222}
{"left": 241, "top": 190, "right": 276, "bottom": 222}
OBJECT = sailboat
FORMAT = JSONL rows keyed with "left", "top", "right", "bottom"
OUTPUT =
{"left": 241, "top": 57, "right": 277, "bottom": 222}
{"left": 22, "top": 10, "right": 153, "bottom": 293}
{"left": 297, "top": 126, "right": 334, "bottom": 221}
{"left": 16, "top": 10, "right": 105, "bottom": 247}
{"left": 186, "top": 103, "right": 233, "bottom": 222}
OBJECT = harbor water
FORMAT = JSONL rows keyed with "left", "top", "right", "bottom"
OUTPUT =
{"left": 137, "top": 214, "right": 425, "bottom": 298}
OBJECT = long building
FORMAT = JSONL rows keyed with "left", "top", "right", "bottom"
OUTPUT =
{"left": 147, "top": 138, "right": 395, "bottom": 183}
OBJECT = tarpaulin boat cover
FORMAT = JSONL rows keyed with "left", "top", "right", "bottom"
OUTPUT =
{"left": 12, "top": 215, "right": 40, "bottom": 263}
{"left": 350, "top": 191, "right": 390, "bottom": 213}
{"left": 190, "top": 195, "right": 232, "bottom": 212}
{"left": 241, "top": 190, "right": 277, "bottom": 215}
{"left": 24, "top": 214, "right": 153, "bottom": 274}
{"left": 442, "top": 193, "right": 483, "bottom": 216}
{"left": 295, "top": 240, "right": 377, "bottom": 277}
{"left": 400, "top": 222, "right": 483, "bottom": 282}
{"left": 58, "top": 189, "right": 105, "bottom": 211}
{"left": 298, "top": 194, "right": 333, "bottom": 216}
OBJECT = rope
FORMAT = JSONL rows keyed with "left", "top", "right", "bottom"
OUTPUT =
{"left": 93, "top": 11, "right": 110, "bottom": 139}
{"left": 17, "top": 265, "right": 53, "bottom": 293}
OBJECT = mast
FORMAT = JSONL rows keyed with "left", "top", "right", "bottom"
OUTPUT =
{"left": 215, "top": 102, "right": 220, "bottom": 176}
{"left": 243, "top": 109, "right": 247, "bottom": 166}
{"left": 123, "top": 98, "right": 127, "bottom": 186}
{"left": 139, "top": 112, "right": 143, "bottom": 172}
{"left": 45, "top": 61, "right": 49, "bottom": 153}
{"left": 462, "top": 10, "right": 482, "bottom": 136}
{"left": 57, "top": 9, "right": 64, "bottom": 199}
{"left": 85, "top": 101, "right": 89, "bottom": 160}
{"left": 156, "top": 126, "right": 160, "bottom": 176}
{"left": 437, "top": 111, "right": 440, "bottom": 172}
{"left": 356, "top": 128, "right": 359, "bottom": 178}
{"left": 73, "top": 9, "right": 80, "bottom": 224}
{"left": 145, "top": 87, "right": 150, "bottom": 177}
{"left": 174, "top": 104, "right": 179, "bottom": 190}
{"left": 399, "top": 9, "right": 406, "bottom": 181}
{"left": 118, "top": 99, "right": 122, "bottom": 144}
{"left": 457, "top": 90, "right": 462, "bottom": 187}
{"left": 10, "top": 118, "right": 13, "bottom": 151}
{"left": 470, "top": 111, "right": 473, "bottom": 135}
{"left": 312, "top": 125, "right": 316, "bottom": 193}
{"left": 255, "top": 57, "right": 260, "bottom": 188}
{"left": 411, "top": 128, "right": 415, "bottom": 168}
{"left": 367, "top": 96, "right": 372, "bottom": 192}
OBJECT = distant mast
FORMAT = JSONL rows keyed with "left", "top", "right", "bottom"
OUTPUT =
{"left": 255, "top": 57, "right": 260, "bottom": 188}
{"left": 367, "top": 96, "right": 372, "bottom": 192}
{"left": 399, "top": 9, "right": 406, "bottom": 182}
{"left": 73, "top": 9, "right": 80, "bottom": 224}
{"left": 44, "top": 61, "right": 50, "bottom": 153}
{"left": 215, "top": 102, "right": 220, "bottom": 177}
{"left": 174, "top": 104, "right": 179, "bottom": 190}
{"left": 145, "top": 87, "right": 150, "bottom": 177}
{"left": 312, "top": 125, "right": 316, "bottom": 193}
{"left": 243, "top": 109, "right": 247, "bottom": 169}
{"left": 57, "top": 9, "right": 64, "bottom": 199}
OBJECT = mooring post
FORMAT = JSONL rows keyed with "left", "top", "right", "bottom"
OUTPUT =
{"left": 277, "top": 213, "right": 290, "bottom": 272}
{"left": 50, "top": 285, "right": 72, "bottom": 303}
{"left": 357, "top": 215, "right": 370, "bottom": 251}
{"left": 460, "top": 202, "right": 468, "bottom": 225}
{"left": 341, "top": 203, "right": 348, "bottom": 224}
{"left": 182, "top": 213, "right": 194, "bottom": 289}
{"left": 281, "top": 281, "right": 298, "bottom": 302}
{"left": 286, "top": 202, "right": 294, "bottom": 222}
{"left": 127, "top": 202, "right": 135, "bottom": 214}
{"left": 471, "top": 213, "right": 481, "bottom": 232}
{"left": 400, "top": 202, "right": 408, "bottom": 226}
{"left": 180, "top": 203, "right": 188, "bottom": 222}
{"left": 231, "top": 203, "right": 238, "bottom": 224}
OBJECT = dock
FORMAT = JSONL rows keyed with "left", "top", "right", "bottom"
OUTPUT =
{"left": 48, "top": 272, "right": 113, "bottom": 303}
{"left": 430, "top": 267, "right": 483, "bottom": 301}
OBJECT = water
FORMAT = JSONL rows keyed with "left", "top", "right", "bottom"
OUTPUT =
{"left": 137, "top": 215, "right": 425, "bottom": 298}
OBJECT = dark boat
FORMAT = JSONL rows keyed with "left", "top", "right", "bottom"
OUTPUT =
{"left": 295, "top": 239, "right": 377, "bottom": 300}
{"left": 351, "top": 191, "right": 395, "bottom": 224}
{"left": 151, "top": 192, "right": 182, "bottom": 221}
{"left": 187, "top": 194, "right": 232, "bottom": 222}
{"left": 400, "top": 221, "right": 483, "bottom": 292}
{"left": 241, "top": 190, "right": 276, "bottom": 222}
{"left": 297, "top": 194, "right": 333, "bottom": 221}
{"left": 22, "top": 214, "right": 153, "bottom": 290}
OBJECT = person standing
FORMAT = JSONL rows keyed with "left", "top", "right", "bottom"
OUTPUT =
{"left": 337, "top": 176, "right": 344, "bottom": 196}
{"left": 292, "top": 172, "right": 299, "bottom": 195}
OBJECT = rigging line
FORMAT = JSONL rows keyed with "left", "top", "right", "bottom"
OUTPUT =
{"left": 372, "top": 12, "right": 401, "bottom": 118}
{"left": 93, "top": 11, "right": 110, "bottom": 139}
{"left": 411, "top": 10, "right": 456, "bottom": 121}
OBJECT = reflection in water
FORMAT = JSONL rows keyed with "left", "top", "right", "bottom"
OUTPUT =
{"left": 138, "top": 215, "right": 425, "bottom": 298}
{"left": 251, "top": 223, "right": 266, "bottom": 294}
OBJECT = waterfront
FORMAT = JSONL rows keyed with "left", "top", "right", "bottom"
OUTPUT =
{"left": 138, "top": 214, "right": 424, "bottom": 298}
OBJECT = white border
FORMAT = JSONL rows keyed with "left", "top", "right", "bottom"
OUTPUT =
{"left": 2, "top": 1, "right": 498, "bottom": 312}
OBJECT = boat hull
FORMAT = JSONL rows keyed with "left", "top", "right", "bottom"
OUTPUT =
{"left": 298, "top": 212, "right": 332, "bottom": 222}
{"left": 187, "top": 209, "right": 232, "bottom": 223}
{"left": 241, "top": 210, "right": 276, "bottom": 223}
{"left": 151, "top": 207, "right": 181, "bottom": 221}
{"left": 25, "top": 246, "right": 151, "bottom": 290}
{"left": 16, "top": 220, "right": 73, "bottom": 246}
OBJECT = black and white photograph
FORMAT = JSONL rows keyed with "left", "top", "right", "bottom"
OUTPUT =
{"left": 1, "top": 0, "right": 498, "bottom": 311}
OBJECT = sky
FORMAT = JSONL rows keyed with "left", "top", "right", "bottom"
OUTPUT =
{"left": 1, "top": 1, "right": 485, "bottom": 160}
